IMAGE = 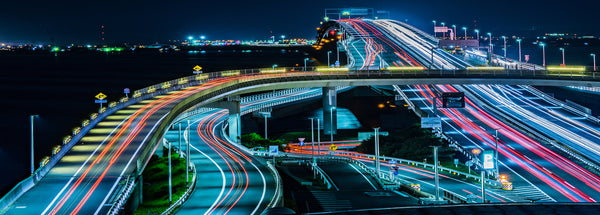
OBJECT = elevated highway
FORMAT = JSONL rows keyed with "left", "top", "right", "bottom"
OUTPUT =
{"left": 4, "top": 67, "right": 600, "bottom": 214}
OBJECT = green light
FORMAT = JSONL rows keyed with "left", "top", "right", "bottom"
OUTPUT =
{"left": 51, "top": 47, "right": 60, "bottom": 52}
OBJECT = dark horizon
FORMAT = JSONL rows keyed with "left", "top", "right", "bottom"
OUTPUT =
{"left": 2, "top": 0, "right": 600, "bottom": 44}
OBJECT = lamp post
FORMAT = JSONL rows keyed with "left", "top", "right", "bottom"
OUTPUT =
{"left": 168, "top": 139, "right": 172, "bottom": 204}
{"left": 304, "top": 58, "right": 309, "bottom": 71}
{"left": 272, "top": 64, "right": 277, "bottom": 70}
{"left": 516, "top": 39, "right": 522, "bottom": 62}
{"left": 502, "top": 36, "right": 507, "bottom": 58}
{"left": 327, "top": 51, "right": 332, "bottom": 67}
{"left": 280, "top": 35, "right": 285, "bottom": 42}
{"left": 432, "top": 20, "right": 437, "bottom": 37}
{"left": 431, "top": 146, "right": 440, "bottom": 201}
{"left": 559, "top": 47, "right": 566, "bottom": 65}
{"left": 186, "top": 119, "right": 190, "bottom": 186}
{"left": 487, "top": 33, "right": 493, "bottom": 63}
{"left": 30, "top": 115, "right": 38, "bottom": 175}
{"left": 317, "top": 118, "right": 321, "bottom": 155}
{"left": 462, "top": 27, "right": 467, "bottom": 40}
{"left": 441, "top": 22, "right": 446, "bottom": 39}
{"left": 592, "top": 53, "right": 597, "bottom": 71}
{"left": 487, "top": 33, "right": 492, "bottom": 52}
{"left": 540, "top": 43, "right": 546, "bottom": 67}
{"left": 309, "top": 117, "right": 316, "bottom": 160}
{"left": 329, "top": 106, "right": 336, "bottom": 143}
{"left": 452, "top": 25, "right": 457, "bottom": 40}
{"left": 474, "top": 29, "right": 480, "bottom": 40}
{"left": 494, "top": 128, "right": 500, "bottom": 178}
{"left": 374, "top": 127, "right": 381, "bottom": 178}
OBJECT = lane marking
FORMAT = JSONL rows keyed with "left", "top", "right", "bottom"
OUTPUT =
{"left": 349, "top": 164, "right": 377, "bottom": 191}
{"left": 94, "top": 112, "right": 170, "bottom": 215}
{"left": 41, "top": 114, "right": 132, "bottom": 215}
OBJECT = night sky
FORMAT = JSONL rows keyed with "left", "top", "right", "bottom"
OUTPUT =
{"left": 1, "top": 0, "right": 599, "bottom": 43}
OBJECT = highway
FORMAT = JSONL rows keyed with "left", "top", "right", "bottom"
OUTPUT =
{"left": 174, "top": 87, "right": 329, "bottom": 214}
{"left": 397, "top": 84, "right": 600, "bottom": 202}
{"left": 3, "top": 74, "right": 290, "bottom": 215}
{"left": 5, "top": 80, "right": 232, "bottom": 215}
{"left": 337, "top": 19, "right": 470, "bottom": 70}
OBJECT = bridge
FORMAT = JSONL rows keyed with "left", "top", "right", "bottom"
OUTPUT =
{"left": 3, "top": 17, "right": 600, "bottom": 214}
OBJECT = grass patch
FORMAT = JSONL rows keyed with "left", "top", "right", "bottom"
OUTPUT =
{"left": 134, "top": 150, "right": 192, "bottom": 214}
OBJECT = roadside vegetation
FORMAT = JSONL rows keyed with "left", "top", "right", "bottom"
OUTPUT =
{"left": 134, "top": 149, "right": 191, "bottom": 214}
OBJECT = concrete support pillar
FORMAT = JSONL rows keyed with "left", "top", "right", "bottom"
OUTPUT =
{"left": 209, "top": 96, "right": 241, "bottom": 143}
{"left": 323, "top": 87, "right": 337, "bottom": 136}
{"left": 228, "top": 108, "right": 241, "bottom": 143}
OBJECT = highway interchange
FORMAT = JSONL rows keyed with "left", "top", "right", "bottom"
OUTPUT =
{"left": 3, "top": 17, "right": 600, "bottom": 214}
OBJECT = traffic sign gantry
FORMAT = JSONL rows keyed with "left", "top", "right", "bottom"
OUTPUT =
{"left": 95, "top": 92, "right": 107, "bottom": 100}
{"left": 329, "top": 144, "right": 337, "bottom": 151}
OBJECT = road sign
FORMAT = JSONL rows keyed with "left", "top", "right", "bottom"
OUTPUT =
{"left": 482, "top": 150, "right": 495, "bottom": 170}
{"left": 269, "top": 145, "right": 279, "bottom": 155}
{"left": 124, "top": 88, "right": 130, "bottom": 94}
{"left": 389, "top": 160, "right": 397, "bottom": 165}
{"left": 329, "top": 144, "right": 337, "bottom": 151}
{"left": 94, "top": 100, "right": 107, "bottom": 104}
{"left": 193, "top": 65, "right": 203, "bottom": 74}
{"left": 95, "top": 93, "right": 107, "bottom": 100}
{"left": 298, "top": 138, "right": 305, "bottom": 146}
{"left": 465, "top": 160, "right": 474, "bottom": 167}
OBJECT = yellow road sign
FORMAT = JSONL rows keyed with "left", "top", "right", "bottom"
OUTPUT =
{"left": 329, "top": 144, "right": 338, "bottom": 151}
{"left": 95, "top": 93, "right": 107, "bottom": 100}
{"left": 193, "top": 65, "right": 202, "bottom": 71}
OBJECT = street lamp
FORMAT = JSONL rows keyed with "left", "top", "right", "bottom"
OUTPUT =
{"left": 432, "top": 20, "right": 437, "bottom": 37}
{"left": 502, "top": 36, "right": 507, "bottom": 58}
{"left": 303, "top": 58, "right": 309, "bottom": 71}
{"left": 327, "top": 51, "right": 332, "bottom": 67}
{"left": 487, "top": 33, "right": 493, "bottom": 62}
{"left": 462, "top": 27, "right": 467, "bottom": 40}
{"left": 516, "top": 39, "right": 522, "bottom": 62}
{"left": 452, "top": 25, "right": 456, "bottom": 40}
{"left": 487, "top": 32, "right": 492, "bottom": 50}
{"left": 441, "top": 22, "right": 446, "bottom": 39}
{"left": 374, "top": 128, "right": 381, "bottom": 178}
{"left": 474, "top": 29, "right": 480, "bottom": 40}
{"left": 272, "top": 64, "right": 278, "bottom": 70}
{"left": 540, "top": 42, "right": 546, "bottom": 67}
{"left": 30, "top": 115, "right": 38, "bottom": 175}
{"left": 494, "top": 128, "right": 500, "bottom": 178}
{"left": 559, "top": 47, "right": 566, "bottom": 65}
{"left": 309, "top": 117, "right": 316, "bottom": 160}
{"left": 200, "top": 35, "right": 206, "bottom": 40}
{"left": 592, "top": 53, "right": 597, "bottom": 71}
{"left": 329, "top": 106, "right": 336, "bottom": 143}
